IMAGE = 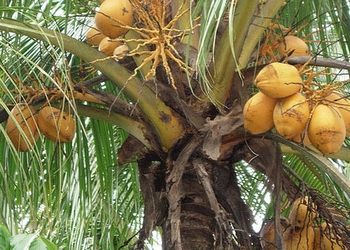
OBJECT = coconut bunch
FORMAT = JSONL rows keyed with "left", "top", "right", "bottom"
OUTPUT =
{"left": 243, "top": 62, "right": 307, "bottom": 138}
{"left": 314, "top": 221, "right": 348, "bottom": 250}
{"left": 243, "top": 59, "right": 350, "bottom": 155}
{"left": 85, "top": 0, "right": 132, "bottom": 57}
{"left": 260, "top": 196, "right": 347, "bottom": 250}
{"left": 283, "top": 197, "right": 318, "bottom": 250}
{"left": 260, "top": 197, "right": 317, "bottom": 249}
{"left": 5, "top": 104, "right": 76, "bottom": 152}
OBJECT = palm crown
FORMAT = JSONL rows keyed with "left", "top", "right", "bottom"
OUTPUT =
{"left": 0, "top": 0, "right": 349, "bottom": 249}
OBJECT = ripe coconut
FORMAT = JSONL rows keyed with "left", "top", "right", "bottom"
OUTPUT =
{"left": 283, "top": 225, "right": 315, "bottom": 250}
{"left": 98, "top": 37, "right": 122, "bottom": 56}
{"left": 326, "top": 92, "right": 350, "bottom": 136}
{"left": 288, "top": 196, "right": 317, "bottom": 229}
{"left": 5, "top": 104, "right": 39, "bottom": 152}
{"left": 308, "top": 104, "right": 346, "bottom": 155}
{"left": 278, "top": 35, "right": 310, "bottom": 57}
{"left": 37, "top": 106, "right": 76, "bottom": 143}
{"left": 113, "top": 44, "right": 129, "bottom": 60}
{"left": 243, "top": 92, "right": 278, "bottom": 134}
{"left": 273, "top": 92, "right": 310, "bottom": 139}
{"left": 85, "top": 26, "right": 106, "bottom": 45}
{"left": 291, "top": 132, "right": 311, "bottom": 146}
{"left": 260, "top": 217, "right": 290, "bottom": 250}
{"left": 254, "top": 62, "right": 302, "bottom": 98}
{"left": 95, "top": 0, "right": 133, "bottom": 39}
{"left": 314, "top": 222, "right": 344, "bottom": 250}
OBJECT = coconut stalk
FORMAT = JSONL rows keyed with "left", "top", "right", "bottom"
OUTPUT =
{"left": 210, "top": 0, "right": 259, "bottom": 109}
{"left": 210, "top": 0, "right": 285, "bottom": 110}
{"left": 238, "top": 0, "right": 286, "bottom": 68}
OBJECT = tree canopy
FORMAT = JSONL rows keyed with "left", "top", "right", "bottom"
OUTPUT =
{"left": 0, "top": 0, "right": 350, "bottom": 249}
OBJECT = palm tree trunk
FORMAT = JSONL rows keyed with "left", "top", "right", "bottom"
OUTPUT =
{"left": 161, "top": 155, "right": 263, "bottom": 249}
{"left": 137, "top": 135, "right": 265, "bottom": 249}
{"left": 162, "top": 162, "right": 216, "bottom": 249}
{"left": 136, "top": 132, "right": 303, "bottom": 249}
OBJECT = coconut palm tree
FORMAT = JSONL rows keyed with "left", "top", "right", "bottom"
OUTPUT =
{"left": 0, "top": 0, "right": 350, "bottom": 249}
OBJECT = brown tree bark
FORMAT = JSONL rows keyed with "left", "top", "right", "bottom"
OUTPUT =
{"left": 134, "top": 127, "right": 302, "bottom": 249}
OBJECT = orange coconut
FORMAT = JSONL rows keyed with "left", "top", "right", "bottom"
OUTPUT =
{"left": 260, "top": 217, "right": 290, "bottom": 250}
{"left": 273, "top": 92, "right": 310, "bottom": 139}
{"left": 94, "top": 0, "right": 133, "bottom": 39}
{"left": 314, "top": 222, "right": 344, "bottom": 250}
{"left": 283, "top": 226, "right": 315, "bottom": 250}
{"left": 288, "top": 196, "right": 317, "bottom": 229}
{"left": 254, "top": 62, "right": 302, "bottom": 98}
{"left": 98, "top": 37, "right": 122, "bottom": 56}
{"left": 308, "top": 104, "right": 346, "bottom": 155}
{"left": 326, "top": 92, "right": 350, "bottom": 136}
{"left": 5, "top": 104, "right": 39, "bottom": 152}
{"left": 113, "top": 44, "right": 129, "bottom": 60}
{"left": 291, "top": 132, "right": 311, "bottom": 146}
{"left": 37, "top": 106, "right": 76, "bottom": 143}
{"left": 85, "top": 26, "right": 106, "bottom": 45}
{"left": 278, "top": 35, "right": 310, "bottom": 57}
{"left": 243, "top": 92, "right": 278, "bottom": 134}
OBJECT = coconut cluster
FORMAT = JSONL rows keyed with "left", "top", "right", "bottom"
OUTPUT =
{"left": 5, "top": 104, "right": 76, "bottom": 152}
{"left": 85, "top": 0, "right": 132, "bottom": 57}
{"left": 260, "top": 196, "right": 346, "bottom": 249}
{"left": 260, "top": 197, "right": 317, "bottom": 249}
{"left": 243, "top": 61, "right": 349, "bottom": 156}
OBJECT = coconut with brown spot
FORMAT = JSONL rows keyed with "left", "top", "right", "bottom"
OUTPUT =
{"left": 273, "top": 92, "right": 310, "bottom": 139}
{"left": 255, "top": 62, "right": 303, "bottom": 99}
{"left": 307, "top": 104, "right": 346, "bottom": 155}
{"left": 326, "top": 92, "right": 350, "bottom": 136}
{"left": 37, "top": 106, "right": 76, "bottom": 143}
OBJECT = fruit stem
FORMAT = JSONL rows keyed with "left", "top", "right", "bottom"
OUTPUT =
{"left": 210, "top": 0, "right": 259, "bottom": 111}
{"left": 76, "top": 104, "right": 153, "bottom": 150}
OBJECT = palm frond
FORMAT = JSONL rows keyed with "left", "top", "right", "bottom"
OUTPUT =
{"left": 0, "top": 1, "right": 145, "bottom": 249}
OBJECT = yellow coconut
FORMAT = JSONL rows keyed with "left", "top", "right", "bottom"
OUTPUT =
{"left": 307, "top": 104, "right": 346, "bottom": 155}
{"left": 37, "top": 106, "right": 76, "bottom": 143}
{"left": 113, "top": 44, "right": 129, "bottom": 60}
{"left": 326, "top": 92, "right": 350, "bottom": 136}
{"left": 5, "top": 104, "right": 39, "bottom": 152}
{"left": 243, "top": 92, "right": 278, "bottom": 134}
{"left": 94, "top": 0, "right": 133, "bottom": 39}
{"left": 254, "top": 62, "right": 302, "bottom": 98}
{"left": 98, "top": 37, "right": 122, "bottom": 56}
{"left": 283, "top": 226, "right": 315, "bottom": 250}
{"left": 278, "top": 35, "right": 310, "bottom": 57}
{"left": 273, "top": 92, "right": 310, "bottom": 139}
{"left": 260, "top": 217, "right": 290, "bottom": 250}
{"left": 288, "top": 196, "right": 317, "bottom": 229}
{"left": 314, "top": 227, "right": 323, "bottom": 250}
{"left": 314, "top": 222, "right": 344, "bottom": 250}
{"left": 85, "top": 26, "right": 106, "bottom": 45}
{"left": 291, "top": 132, "right": 312, "bottom": 146}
